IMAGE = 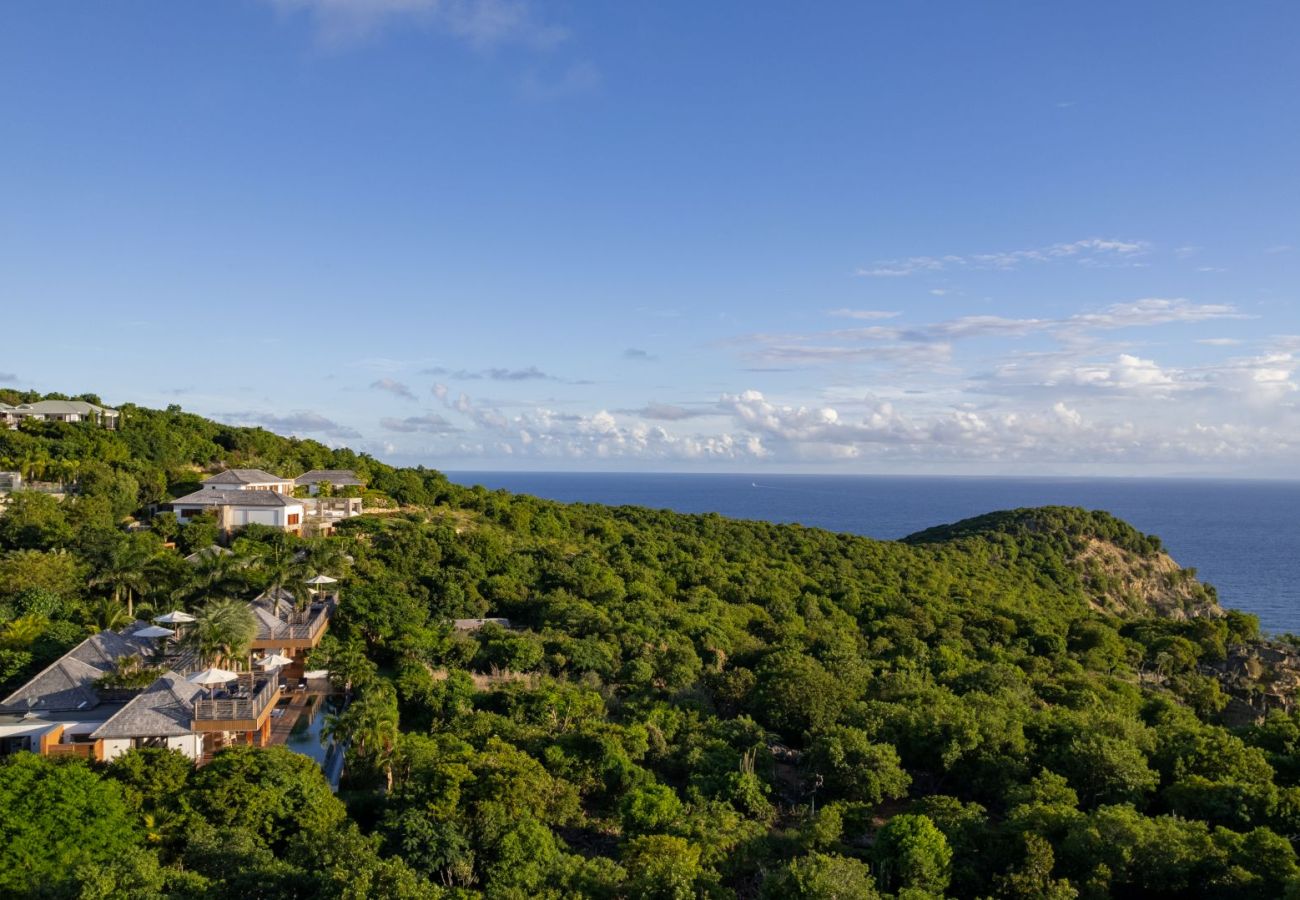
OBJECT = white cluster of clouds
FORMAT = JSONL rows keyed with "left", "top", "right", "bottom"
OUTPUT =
{"left": 355, "top": 373, "right": 1299, "bottom": 468}
{"left": 235, "top": 262, "right": 1296, "bottom": 471}
{"left": 396, "top": 293, "right": 1294, "bottom": 468}
{"left": 429, "top": 388, "right": 767, "bottom": 461}
{"left": 988, "top": 347, "right": 1299, "bottom": 405}
{"left": 713, "top": 389, "right": 1300, "bottom": 466}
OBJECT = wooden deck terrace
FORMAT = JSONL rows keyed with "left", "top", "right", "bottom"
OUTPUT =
{"left": 196, "top": 683, "right": 329, "bottom": 765}
{"left": 265, "top": 685, "right": 330, "bottom": 747}
{"left": 192, "top": 677, "right": 279, "bottom": 733}
{"left": 250, "top": 597, "right": 337, "bottom": 652}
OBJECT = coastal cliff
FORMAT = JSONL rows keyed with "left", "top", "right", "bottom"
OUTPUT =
{"left": 904, "top": 506, "right": 1224, "bottom": 621}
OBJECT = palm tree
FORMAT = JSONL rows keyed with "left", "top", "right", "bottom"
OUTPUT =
{"left": 177, "top": 549, "right": 250, "bottom": 607}
{"left": 301, "top": 538, "right": 350, "bottom": 581}
{"left": 323, "top": 685, "right": 399, "bottom": 792}
{"left": 0, "top": 614, "right": 47, "bottom": 649}
{"left": 90, "top": 538, "right": 155, "bottom": 618}
{"left": 185, "top": 597, "right": 257, "bottom": 669}
{"left": 88, "top": 596, "right": 131, "bottom": 632}
{"left": 248, "top": 535, "right": 316, "bottom": 617}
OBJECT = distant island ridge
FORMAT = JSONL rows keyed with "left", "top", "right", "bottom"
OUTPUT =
{"left": 450, "top": 470, "right": 1300, "bottom": 635}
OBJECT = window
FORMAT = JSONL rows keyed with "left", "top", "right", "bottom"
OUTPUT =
{"left": 287, "top": 513, "right": 300, "bottom": 525}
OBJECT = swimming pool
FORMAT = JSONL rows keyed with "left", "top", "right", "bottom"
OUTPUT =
{"left": 283, "top": 695, "right": 344, "bottom": 773}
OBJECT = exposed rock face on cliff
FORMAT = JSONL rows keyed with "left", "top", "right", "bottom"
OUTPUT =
{"left": 1074, "top": 536, "right": 1223, "bottom": 620}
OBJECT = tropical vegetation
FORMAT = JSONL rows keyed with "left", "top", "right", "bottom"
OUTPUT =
{"left": 2, "top": 390, "right": 1300, "bottom": 898}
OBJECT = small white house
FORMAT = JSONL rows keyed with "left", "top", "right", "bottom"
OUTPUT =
{"left": 0, "top": 400, "right": 120, "bottom": 429}
{"left": 201, "top": 469, "right": 296, "bottom": 494}
{"left": 170, "top": 488, "right": 305, "bottom": 534}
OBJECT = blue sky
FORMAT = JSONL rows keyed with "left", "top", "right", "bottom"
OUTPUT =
{"left": 2, "top": 2, "right": 1298, "bottom": 475}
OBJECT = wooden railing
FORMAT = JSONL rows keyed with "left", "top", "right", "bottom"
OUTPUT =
{"left": 258, "top": 598, "right": 336, "bottom": 645}
{"left": 193, "top": 678, "right": 278, "bottom": 724}
{"left": 46, "top": 741, "right": 102, "bottom": 761}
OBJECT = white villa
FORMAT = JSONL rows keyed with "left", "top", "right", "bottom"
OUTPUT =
{"left": 1, "top": 400, "right": 120, "bottom": 430}
{"left": 201, "top": 468, "right": 297, "bottom": 493}
{"left": 171, "top": 486, "right": 306, "bottom": 534}
{"left": 171, "top": 468, "right": 305, "bottom": 534}
{"left": 169, "top": 468, "right": 365, "bottom": 535}
{"left": 0, "top": 587, "right": 339, "bottom": 764}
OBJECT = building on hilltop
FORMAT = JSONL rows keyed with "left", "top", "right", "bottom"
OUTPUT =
{"left": 168, "top": 468, "right": 365, "bottom": 535}
{"left": 293, "top": 469, "right": 365, "bottom": 523}
{"left": 294, "top": 469, "right": 364, "bottom": 495}
{"left": 201, "top": 468, "right": 296, "bottom": 493}
{"left": 170, "top": 486, "right": 306, "bottom": 535}
{"left": 0, "top": 400, "right": 120, "bottom": 429}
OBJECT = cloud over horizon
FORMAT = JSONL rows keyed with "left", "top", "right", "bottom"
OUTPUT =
{"left": 221, "top": 410, "right": 362, "bottom": 439}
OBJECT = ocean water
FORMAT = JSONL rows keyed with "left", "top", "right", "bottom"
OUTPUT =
{"left": 448, "top": 472, "right": 1300, "bottom": 635}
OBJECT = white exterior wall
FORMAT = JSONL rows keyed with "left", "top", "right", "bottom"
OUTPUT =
{"left": 166, "top": 734, "right": 203, "bottom": 760}
{"left": 181, "top": 501, "right": 303, "bottom": 530}
{"left": 229, "top": 503, "right": 303, "bottom": 528}
{"left": 100, "top": 738, "right": 133, "bottom": 761}
{"left": 203, "top": 480, "right": 292, "bottom": 492}
{"left": 99, "top": 735, "right": 202, "bottom": 762}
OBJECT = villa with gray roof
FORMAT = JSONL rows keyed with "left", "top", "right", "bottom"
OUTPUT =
{"left": 0, "top": 399, "right": 120, "bottom": 429}
{"left": 89, "top": 671, "right": 206, "bottom": 758}
{"left": 171, "top": 487, "right": 305, "bottom": 534}
{"left": 294, "top": 470, "right": 365, "bottom": 522}
{"left": 169, "top": 467, "right": 364, "bottom": 535}
{"left": 202, "top": 468, "right": 296, "bottom": 492}
{"left": 170, "top": 468, "right": 304, "bottom": 534}
{"left": 0, "top": 582, "right": 341, "bottom": 763}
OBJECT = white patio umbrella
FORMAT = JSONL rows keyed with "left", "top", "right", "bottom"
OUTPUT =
{"left": 257, "top": 653, "right": 293, "bottom": 669}
{"left": 154, "top": 610, "right": 197, "bottom": 625}
{"left": 187, "top": 667, "right": 238, "bottom": 686}
{"left": 133, "top": 625, "right": 175, "bottom": 638}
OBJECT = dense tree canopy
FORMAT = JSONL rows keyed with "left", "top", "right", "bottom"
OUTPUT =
{"left": 0, "top": 395, "right": 1296, "bottom": 898}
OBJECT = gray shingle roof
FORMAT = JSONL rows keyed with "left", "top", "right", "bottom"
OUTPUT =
{"left": 251, "top": 589, "right": 296, "bottom": 639}
{"left": 67, "top": 630, "right": 146, "bottom": 670}
{"left": 90, "top": 671, "right": 203, "bottom": 739}
{"left": 2, "top": 400, "right": 118, "bottom": 416}
{"left": 0, "top": 657, "right": 103, "bottom": 712}
{"left": 294, "top": 469, "right": 364, "bottom": 486}
{"left": 171, "top": 488, "right": 300, "bottom": 508}
{"left": 251, "top": 604, "right": 286, "bottom": 639}
{"left": 0, "top": 629, "right": 144, "bottom": 712}
{"left": 202, "top": 469, "right": 288, "bottom": 485}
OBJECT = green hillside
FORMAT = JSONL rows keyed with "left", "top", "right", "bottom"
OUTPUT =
{"left": 2, "top": 396, "right": 1299, "bottom": 899}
